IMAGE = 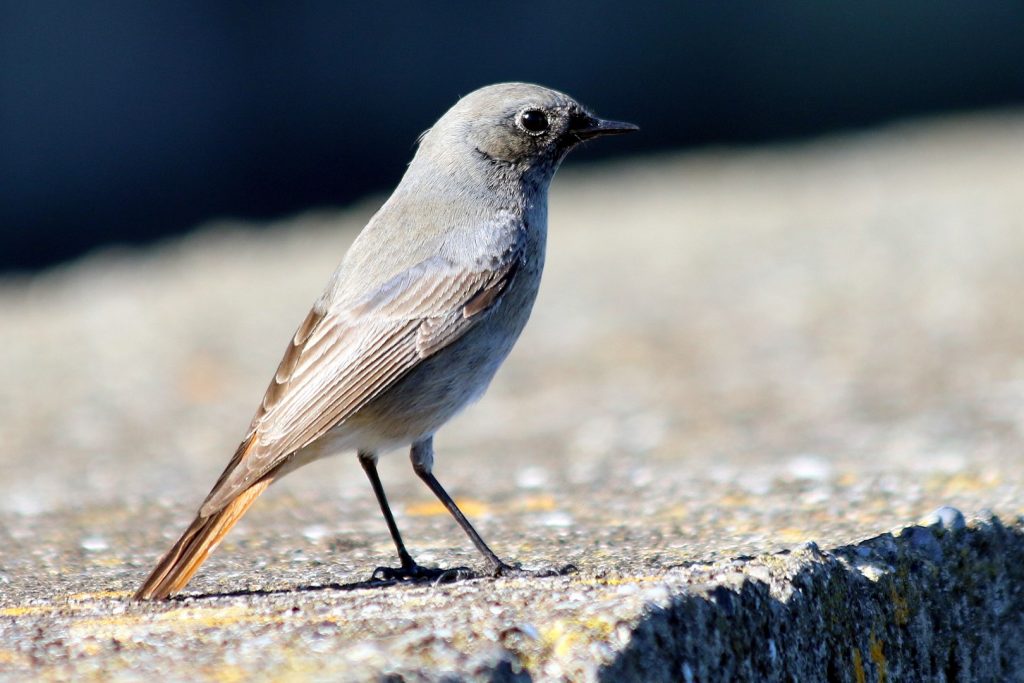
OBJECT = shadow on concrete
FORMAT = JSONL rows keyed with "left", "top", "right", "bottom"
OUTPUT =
{"left": 173, "top": 566, "right": 485, "bottom": 602}
{"left": 597, "top": 519, "right": 1024, "bottom": 682}
{"left": 173, "top": 563, "right": 578, "bottom": 602}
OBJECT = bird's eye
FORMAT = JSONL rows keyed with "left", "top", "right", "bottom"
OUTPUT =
{"left": 518, "top": 109, "right": 549, "bottom": 135}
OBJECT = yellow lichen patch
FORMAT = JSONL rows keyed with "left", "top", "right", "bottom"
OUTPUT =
{"left": 852, "top": 647, "right": 866, "bottom": 683}
{"left": 888, "top": 585, "right": 909, "bottom": 626}
{"left": 513, "top": 495, "right": 557, "bottom": 512}
{"left": 67, "top": 591, "right": 132, "bottom": 602}
{"left": 405, "top": 498, "right": 490, "bottom": 517}
{"left": 869, "top": 632, "right": 888, "bottom": 682}
{"left": 1, "top": 592, "right": 133, "bottom": 619}
{"left": 579, "top": 616, "right": 616, "bottom": 639}
{"left": 88, "top": 557, "right": 126, "bottom": 568}
{"left": 68, "top": 606, "right": 291, "bottom": 641}
{"left": 0, "top": 604, "right": 59, "bottom": 617}
{"left": 540, "top": 620, "right": 578, "bottom": 660}
{"left": 540, "top": 616, "right": 617, "bottom": 664}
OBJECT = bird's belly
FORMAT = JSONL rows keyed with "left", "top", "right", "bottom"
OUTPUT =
{"left": 338, "top": 267, "right": 540, "bottom": 453}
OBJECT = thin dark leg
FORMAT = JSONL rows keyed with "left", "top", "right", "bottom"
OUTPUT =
{"left": 410, "top": 439, "right": 511, "bottom": 574}
{"left": 357, "top": 451, "right": 415, "bottom": 569}
{"left": 357, "top": 450, "right": 473, "bottom": 583}
{"left": 410, "top": 437, "right": 576, "bottom": 578}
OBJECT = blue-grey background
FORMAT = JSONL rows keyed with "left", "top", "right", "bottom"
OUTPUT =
{"left": 2, "top": 1, "right": 1023, "bottom": 271}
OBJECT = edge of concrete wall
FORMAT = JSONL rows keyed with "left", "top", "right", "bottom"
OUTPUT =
{"left": 592, "top": 514, "right": 1024, "bottom": 682}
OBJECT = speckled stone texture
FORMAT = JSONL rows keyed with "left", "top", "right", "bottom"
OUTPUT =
{"left": 2, "top": 111, "right": 1024, "bottom": 681}
{"left": 603, "top": 517, "right": 1024, "bottom": 682}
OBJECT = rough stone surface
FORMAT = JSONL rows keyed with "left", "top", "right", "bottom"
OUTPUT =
{"left": 604, "top": 519, "right": 1024, "bottom": 682}
{"left": 2, "top": 111, "right": 1024, "bottom": 681}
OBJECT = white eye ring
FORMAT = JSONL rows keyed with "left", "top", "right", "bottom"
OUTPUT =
{"left": 517, "top": 108, "right": 549, "bottom": 135}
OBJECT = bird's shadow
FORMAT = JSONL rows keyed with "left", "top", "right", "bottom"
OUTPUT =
{"left": 167, "top": 562, "right": 576, "bottom": 602}
{"left": 170, "top": 569, "right": 484, "bottom": 602}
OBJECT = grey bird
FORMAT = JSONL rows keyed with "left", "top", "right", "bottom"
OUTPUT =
{"left": 134, "top": 82, "right": 637, "bottom": 600}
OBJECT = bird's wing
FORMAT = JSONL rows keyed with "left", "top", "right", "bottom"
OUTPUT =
{"left": 199, "top": 250, "right": 520, "bottom": 516}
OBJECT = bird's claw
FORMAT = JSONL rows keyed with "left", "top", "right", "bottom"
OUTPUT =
{"left": 370, "top": 563, "right": 476, "bottom": 584}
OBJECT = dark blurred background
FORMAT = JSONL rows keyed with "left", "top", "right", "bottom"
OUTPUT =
{"left": 2, "top": 1, "right": 1023, "bottom": 272}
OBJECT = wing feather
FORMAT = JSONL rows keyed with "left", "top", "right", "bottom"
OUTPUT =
{"left": 200, "top": 251, "right": 520, "bottom": 516}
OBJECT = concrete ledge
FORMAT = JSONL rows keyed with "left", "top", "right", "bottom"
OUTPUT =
{"left": 601, "top": 516, "right": 1024, "bottom": 682}
{"left": 4, "top": 511, "right": 1021, "bottom": 680}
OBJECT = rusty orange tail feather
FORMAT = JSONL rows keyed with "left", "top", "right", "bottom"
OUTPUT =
{"left": 133, "top": 478, "right": 272, "bottom": 601}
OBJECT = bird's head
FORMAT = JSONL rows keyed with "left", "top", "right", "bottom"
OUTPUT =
{"left": 415, "top": 83, "right": 637, "bottom": 187}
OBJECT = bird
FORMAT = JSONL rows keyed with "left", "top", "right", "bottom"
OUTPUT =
{"left": 133, "top": 82, "right": 637, "bottom": 600}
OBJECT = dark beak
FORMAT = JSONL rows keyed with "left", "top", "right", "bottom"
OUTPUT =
{"left": 568, "top": 115, "right": 640, "bottom": 141}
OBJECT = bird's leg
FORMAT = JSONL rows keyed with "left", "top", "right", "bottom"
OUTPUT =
{"left": 410, "top": 437, "right": 574, "bottom": 578}
{"left": 357, "top": 450, "right": 472, "bottom": 583}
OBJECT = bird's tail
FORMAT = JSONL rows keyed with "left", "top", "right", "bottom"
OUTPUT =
{"left": 132, "top": 478, "right": 272, "bottom": 601}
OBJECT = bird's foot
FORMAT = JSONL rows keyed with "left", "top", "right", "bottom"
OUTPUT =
{"left": 370, "top": 562, "right": 476, "bottom": 585}
{"left": 489, "top": 561, "right": 578, "bottom": 578}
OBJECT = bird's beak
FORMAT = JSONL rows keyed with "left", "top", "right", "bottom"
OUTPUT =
{"left": 569, "top": 116, "right": 640, "bottom": 141}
